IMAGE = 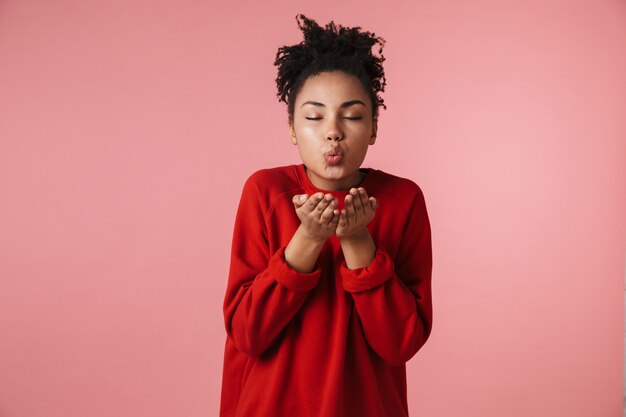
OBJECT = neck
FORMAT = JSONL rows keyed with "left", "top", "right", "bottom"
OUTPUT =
{"left": 305, "top": 167, "right": 367, "bottom": 191}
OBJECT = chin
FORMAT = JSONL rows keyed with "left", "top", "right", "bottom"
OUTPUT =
{"left": 306, "top": 159, "right": 352, "bottom": 176}
{"left": 321, "top": 165, "right": 348, "bottom": 176}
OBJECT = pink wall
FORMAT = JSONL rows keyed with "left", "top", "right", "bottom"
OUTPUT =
{"left": 1, "top": 1, "right": 624, "bottom": 416}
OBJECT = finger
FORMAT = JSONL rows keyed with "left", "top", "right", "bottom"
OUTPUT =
{"left": 304, "top": 192, "right": 324, "bottom": 212}
{"left": 320, "top": 198, "right": 338, "bottom": 225}
{"left": 338, "top": 209, "right": 348, "bottom": 228}
{"left": 357, "top": 187, "right": 369, "bottom": 214}
{"left": 292, "top": 194, "right": 308, "bottom": 208}
{"left": 313, "top": 193, "right": 333, "bottom": 218}
{"left": 369, "top": 196, "right": 378, "bottom": 211}
{"left": 350, "top": 188, "right": 363, "bottom": 217}
{"left": 329, "top": 208, "right": 340, "bottom": 227}
{"left": 345, "top": 193, "right": 357, "bottom": 224}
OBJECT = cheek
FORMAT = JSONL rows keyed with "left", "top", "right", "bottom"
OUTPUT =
{"left": 296, "top": 130, "right": 318, "bottom": 146}
{"left": 301, "top": 125, "right": 318, "bottom": 137}
{"left": 295, "top": 138, "right": 319, "bottom": 157}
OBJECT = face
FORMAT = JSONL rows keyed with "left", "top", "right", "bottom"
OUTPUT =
{"left": 289, "top": 70, "right": 377, "bottom": 191}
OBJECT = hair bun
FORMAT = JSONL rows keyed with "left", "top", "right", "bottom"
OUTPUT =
{"left": 274, "top": 14, "right": 387, "bottom": 123}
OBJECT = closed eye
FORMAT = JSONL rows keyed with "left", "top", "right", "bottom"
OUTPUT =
{"left": 305, "top": 117, "right": 362, "bottom": 120}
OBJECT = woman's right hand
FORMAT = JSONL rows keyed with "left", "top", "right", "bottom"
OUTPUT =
{"left": 292, "top": 192, "right": 340, "bottom": 242}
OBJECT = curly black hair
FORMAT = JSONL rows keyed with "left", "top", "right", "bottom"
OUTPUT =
{"left": 274, "top": 14, "right": 387, "bottom": 125}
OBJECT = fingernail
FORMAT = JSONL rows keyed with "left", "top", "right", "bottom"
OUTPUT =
{"left": 300, "top": 194, "right": 307, "bottom": 201}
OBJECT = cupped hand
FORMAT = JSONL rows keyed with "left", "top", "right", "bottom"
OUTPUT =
{"left": 292, "top": 192, "right": 340, "bottom": 241}
{"left": 335, "top": 187, "right": 378, "bottom": 239}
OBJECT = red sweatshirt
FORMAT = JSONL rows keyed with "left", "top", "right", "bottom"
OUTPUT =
{"left": 220, "top": 163, "right": 433, "bottom": 417}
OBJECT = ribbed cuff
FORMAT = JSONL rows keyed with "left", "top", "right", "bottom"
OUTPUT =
{"left": 340, "top": 247, "right": 395, "bottom": 293}
{"left": 269, "top": 246, "right": 322, "bottom": 292}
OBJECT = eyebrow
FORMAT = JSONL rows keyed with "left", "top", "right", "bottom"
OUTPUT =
{"left": 300, "top": 100, "right": 366, "bottom": 108}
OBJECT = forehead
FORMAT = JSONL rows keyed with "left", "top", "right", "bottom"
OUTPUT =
{"left": 296, "top": 71, "right": 369, "bottom": 106}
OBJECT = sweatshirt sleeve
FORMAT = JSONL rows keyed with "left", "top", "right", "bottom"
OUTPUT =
{"left": 223, "top": 174, "right": 322, "bottom": 358}
{"left": 338, "top": 185, "right": 433, "bottom": 366}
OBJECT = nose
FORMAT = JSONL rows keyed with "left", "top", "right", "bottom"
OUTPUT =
{"left": 326, "top": 133, "right": 342, "bottom": 142}
{"left": 325, "top": 120, "right": 343, "bottom": 142}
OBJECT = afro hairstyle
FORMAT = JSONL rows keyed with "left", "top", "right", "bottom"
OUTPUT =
{"left": 274, "top": 14, "right": 387, "bottom": 125}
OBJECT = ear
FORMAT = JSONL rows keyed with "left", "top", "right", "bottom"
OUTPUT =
{"left": 289, "top": 120, "right": 297, "bottom": 145}
{"left": 369, "top": 119, "right": 378, "bottom": 145}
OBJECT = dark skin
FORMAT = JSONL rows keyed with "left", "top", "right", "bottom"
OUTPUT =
{"left": 285, "top": 187, "right": 378, "bottom": 272}
{"left": 283, "top": 70, "right": 379, "bottom": 272}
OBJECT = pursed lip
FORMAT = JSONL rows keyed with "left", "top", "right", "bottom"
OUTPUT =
{"left": 324, "top": 148, "right": 343, "bottom": 157}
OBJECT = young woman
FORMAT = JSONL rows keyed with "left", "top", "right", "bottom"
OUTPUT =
{"left": 220, "top": 14, "right": 433, "bottom": 417}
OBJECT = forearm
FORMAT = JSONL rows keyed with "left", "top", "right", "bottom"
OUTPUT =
{"left": 227, "top": 246, "right": 322, "bottom": 357}
{"left": 340, "top": 229, "right": 376, "bottom": 269}
{"left": 340, "top": 247, "right": 433, "bottom": 366}
{"left": 351, "top": 270, "right": 431, "bottom": 365}
{"left": 284, "top": 224, "right": 326, "bottom": 273}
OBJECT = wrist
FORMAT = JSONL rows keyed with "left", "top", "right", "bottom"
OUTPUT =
{"left": 297, "top": 224, "right": 328, "bottom": 245}
{"left": 339, "top": 229, "right": 376, "bottom": 270}
{"left": 339, "top": 228, "right": 370, "bottom": 243}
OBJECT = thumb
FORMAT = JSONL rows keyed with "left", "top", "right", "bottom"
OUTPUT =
{"left": 293, "top": 194, "right": 308, "bottom": 207}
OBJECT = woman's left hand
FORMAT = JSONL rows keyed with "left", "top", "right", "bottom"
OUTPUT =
{"left": 335, "top": 187, "right": 378, "bottom": 239}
